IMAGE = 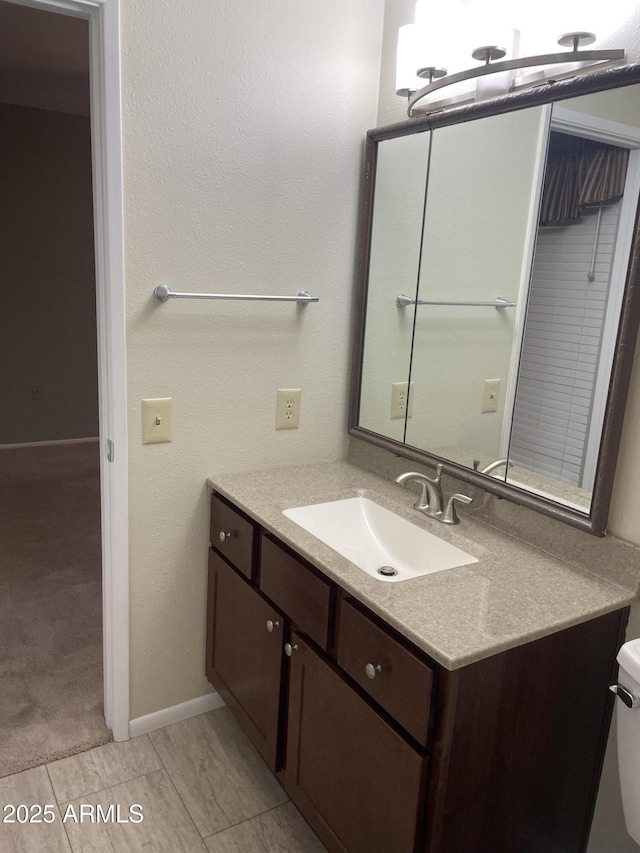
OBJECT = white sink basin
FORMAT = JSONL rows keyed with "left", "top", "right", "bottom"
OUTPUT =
{"left": 283, "top": 496, "right": 478, "bottom": 582}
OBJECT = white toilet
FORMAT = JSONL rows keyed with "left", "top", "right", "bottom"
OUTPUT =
{"left": 613, "top": 638, "right": 640, "bottom": 844}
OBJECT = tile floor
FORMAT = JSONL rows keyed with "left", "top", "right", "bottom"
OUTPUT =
{"left": 0, "top": 707, "right": 327, "bottom": 852}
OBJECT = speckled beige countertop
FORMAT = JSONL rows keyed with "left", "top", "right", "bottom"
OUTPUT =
{"left": 207, "top": 460, "right": 639, "bottom": 670}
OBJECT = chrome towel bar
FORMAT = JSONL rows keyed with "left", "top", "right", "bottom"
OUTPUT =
{"left": 396, "top": 294, "right": 516, "bottom": 309}
{"left": 154, "top": 285, "right": 319, "bottom": 306}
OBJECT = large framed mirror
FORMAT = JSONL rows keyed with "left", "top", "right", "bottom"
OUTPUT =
{"left": 349, "top": 65, "right": 640, "bottom": 535}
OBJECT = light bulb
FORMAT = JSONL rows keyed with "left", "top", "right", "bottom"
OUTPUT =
{"left": 396, "top": 24, "right": 423, "bottom": 95}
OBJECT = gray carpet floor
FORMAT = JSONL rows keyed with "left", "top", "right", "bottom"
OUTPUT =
{"left": 0, "top": 442, "right": 111, "bottom": 778}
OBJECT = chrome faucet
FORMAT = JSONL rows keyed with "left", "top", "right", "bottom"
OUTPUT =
{"left": 395, "top": 464, "right": 472, "bottom": 525}
{"left": 442, "top": 493, "right": 472, "bottom": 524}
{"left": 396, "top": 465, "right": 444, "bottom": 516}
{"left": 480, "top": 458, "right": 512, "bottom": 475}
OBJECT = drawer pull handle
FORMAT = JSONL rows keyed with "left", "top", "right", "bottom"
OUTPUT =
{"left": 266, "top": 619, "right": 281, "bottom": 633}
{"left": 365, "top": 663, "right": 383, "bottom": 680}
{"left": 219, "top": 531, "right": 234, "bottom": 542}
{"left": 285, "top": 642, "right": 299, "bottom": 657}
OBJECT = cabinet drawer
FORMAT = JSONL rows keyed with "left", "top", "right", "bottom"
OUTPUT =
{"left": 210, "top": 493, "right": 256, "bottom": 579}
{"left": 260, "top": 535, "right": 331, "bottom": 650}
{"left": 337, "top": 598, "right": 433, "bottom": 746}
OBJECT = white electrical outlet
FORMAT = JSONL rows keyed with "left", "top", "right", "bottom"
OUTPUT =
{"left": 391, "top": 382, "right": 414, "bottom": 419}
{"left": 481, "top": 379, "right": 500, "bottom": 414}
{"left": 276, "top": 388, "right": 301, "bottom": 430}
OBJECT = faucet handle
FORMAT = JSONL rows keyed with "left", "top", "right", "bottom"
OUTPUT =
{"left": 443, "top": 493, "right": 472, "bottom": 525}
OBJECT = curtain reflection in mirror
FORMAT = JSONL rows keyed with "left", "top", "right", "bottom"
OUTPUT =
{"left": 540, "top": 133, "right": 629, "bottom": 225}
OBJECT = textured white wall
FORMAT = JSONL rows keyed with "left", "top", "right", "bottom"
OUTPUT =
{"left": 0, "top": 104, "right": 98, "bottom": 444}
{"left": 121, "top": 0, "right": 384, "bottom": 718}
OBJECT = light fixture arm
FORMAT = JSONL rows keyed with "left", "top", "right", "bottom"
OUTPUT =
{"left": 407, "top": 47, "right": 625, "bottom": 115}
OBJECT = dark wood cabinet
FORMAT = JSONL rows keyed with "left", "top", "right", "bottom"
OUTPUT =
{"left": 260, "top": 535, "right": 332, "bottom": 650}
{"left": 205, "top": 491, "right": 628, "bottom": 853}
{"left": 337, "top": 597, "right": 434, "bottom": 746}
{"left": 285, "top": 631, "right": 428, "bottom": 853}
{"left": 421, "top": 609, "right": 626, "bottom": 853}
{"left": 206, "top": 550, "right": 284, "bottom": 770}
{"left": 209, "top": 493, "right": 256, "bottom": 579}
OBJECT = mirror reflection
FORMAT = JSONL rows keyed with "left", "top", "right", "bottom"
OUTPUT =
{"left": 506, "top": 95, "right": 637, "bottom": 510}
{"left": 357, "top": 82, "right": 640, "bottom": 516}
{"left": 404, "top": 106, "right": 547, "bottom": 476}
{"left": 359, "top": 133, "right": 427, "bottom": 441}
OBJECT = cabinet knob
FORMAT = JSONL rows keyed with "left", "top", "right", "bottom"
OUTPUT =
{"left": 266, "top": 619, "right": 281, "bottom": 633}
{"left": 365, "top": 663, "right": 383, "bottom": 680}
{"left": 219, "top": 530, "right": 234, "bottom": 542}
{"left": 285, "top": 642, "right": 299, "bottom": 657}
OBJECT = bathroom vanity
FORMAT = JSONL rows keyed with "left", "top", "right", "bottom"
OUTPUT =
{"left": 205, "top": 461, "right": 637, "bottom": 853}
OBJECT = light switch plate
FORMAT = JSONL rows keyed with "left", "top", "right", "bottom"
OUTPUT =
{"left": 142, "top": 398, "right": 173, "bottom": 444}
{"left": 481, "top": 379, "right": 500, "bottom": 414}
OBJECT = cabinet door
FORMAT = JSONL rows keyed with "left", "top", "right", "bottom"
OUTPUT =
{"left": 285, "top": 632, "right": 428, "bottom": 853}
{"left": 207, "top": 550, "right": 284, "bottom": 770}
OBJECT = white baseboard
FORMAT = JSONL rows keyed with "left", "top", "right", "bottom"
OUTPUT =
{"left": 0, "top": 437, "right": 99, "bottom": 450}
{"left": 128, "top": 692, "right": 225, "bottom": 738}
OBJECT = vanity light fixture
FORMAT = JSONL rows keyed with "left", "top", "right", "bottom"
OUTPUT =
{"left": 397, "top": 2, "right": 626, "bottom": 115}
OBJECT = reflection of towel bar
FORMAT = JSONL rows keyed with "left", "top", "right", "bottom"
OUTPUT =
{"left": 396, "top": 294, "right": 516, "bottom": 309}
{"left": 154, "top": 285, "right": 319, "bottom": 305}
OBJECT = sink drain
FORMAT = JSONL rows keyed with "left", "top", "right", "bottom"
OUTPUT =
{"left": 377, "top": 566, "right": 398, "bottom": 577}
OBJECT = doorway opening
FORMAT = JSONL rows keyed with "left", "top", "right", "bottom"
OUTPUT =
{"left": 0, "top": 1, "right": 110, "bottom": 776}
{"left": 0, "top": 0, "right": 129, "bottom": 771}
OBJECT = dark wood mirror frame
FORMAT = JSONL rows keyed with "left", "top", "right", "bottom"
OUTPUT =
{"left": 349, "top": 64, "right": 640, "bottom": 537}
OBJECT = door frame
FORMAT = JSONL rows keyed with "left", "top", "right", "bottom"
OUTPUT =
{"left": 4, "top": 0, "right": 129, "bottom": 740}
{"left": 499, "top": 103, "right": 552, "bottom": 459}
